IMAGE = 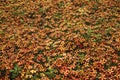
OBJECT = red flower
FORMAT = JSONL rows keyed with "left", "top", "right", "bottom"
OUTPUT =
{"left": 77, "top": 43, "right": 84, "bottom": 49}
{"left": 36, "top": 54, "right": 42, "bottom": 61}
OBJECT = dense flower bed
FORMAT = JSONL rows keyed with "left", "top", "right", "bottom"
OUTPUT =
{"left": 0, "top": 0, "right": 120, "bottom": 79}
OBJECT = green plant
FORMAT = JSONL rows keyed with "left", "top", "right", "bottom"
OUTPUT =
{"left": 10, "top": 64, "right": 21, "bottom": 79}
{"left": 19, "top": 10, "right": 26, "bottom": 16}
{"left": 53, "top": 54, "right": 63, "bottom": 60}
{"left": 33, "top": 49, "right": 43, "bottom": 63}
{"left": 54, "top": 12, "right": 62, "bottom": 20}
{"left": 27, "top": 12, "right": 36, "bottom": 19}
{"left": 57, "top": 1, "right": 64, "bottom": 8}
{"left": 74, "top": 52, "right": 86, "bottom": 70}
{"left": 104, "top": 61, "right": 118, "bottom": 70}
{"left": 115, "top": 23, "right": 120, "bottom": 28}
{"left": 0, "top": 30, "right": 4, "bottom": 35}
{"left": 85, "top": 21, "right": 91, "bottom": 25}
{"left": 0, "top": 11, "right": 3, "bottom": 14}
{"left": 19, "top": 18, "right": 24, "bottom": 24}
{"left": 44, "top": 67, "right": 56, "bottom": 79}
{"left": 0, "top": 69, "right": 6, "bottom": 77}
{"left": 93, "top": 33, "right": 102, "bottom": 42}
{"left": 92, "top": 4, "right": 98, "bottom": 11}
{"left": 44, "top": 25, "right": 53, "bottom": 29}
{"left": 38, "top": 7, "right": 44, "bottom": 13}
{"left": 117, "top": 51, "right": 120, "bottom": 56}
{"left": 78, "top": 52, "right": 86, "bottom": 61}
{"left": 0, "top": 17, "right": 6, "bottom": 24}
{"left": 82, "top": 28, "right": 93, "bottom": 39}
{"left": 95, "top": 18, "right": 105, "bottom": 25}
{"left": 105, "top": 27, "right": 113, "bottom": 36}
{"left": 87, "top": 28, "right": 93, "bottom": 34}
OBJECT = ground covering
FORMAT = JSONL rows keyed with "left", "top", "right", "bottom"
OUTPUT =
{"left": 0, "top": 0, "right": 120, "bottom": 80}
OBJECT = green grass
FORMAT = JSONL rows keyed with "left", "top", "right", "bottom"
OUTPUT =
{"left": 44, "top": 67, "right": 57, "bottom": 79}
{"left": 38, "top": 8, "right": 44, "bottom": 13}
{"left": 10, "top": 64, "right": 21, "bottom": 79}
{"left": 57, "top": 1, "right": 64, "bottom": 8}
{"left": 105, "top": 27, "right": 113, "bottom": 37}
{"left": 0, "top": 30, "right": 4, "bottom": 35}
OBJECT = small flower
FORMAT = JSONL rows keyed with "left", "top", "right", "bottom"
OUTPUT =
{"left": 30, "top": 70, "right": 36, "bottom": 74}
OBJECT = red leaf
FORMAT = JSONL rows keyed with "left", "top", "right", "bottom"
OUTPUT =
{"left": 77, "top": 43, "right": 84, "bottom": 49}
